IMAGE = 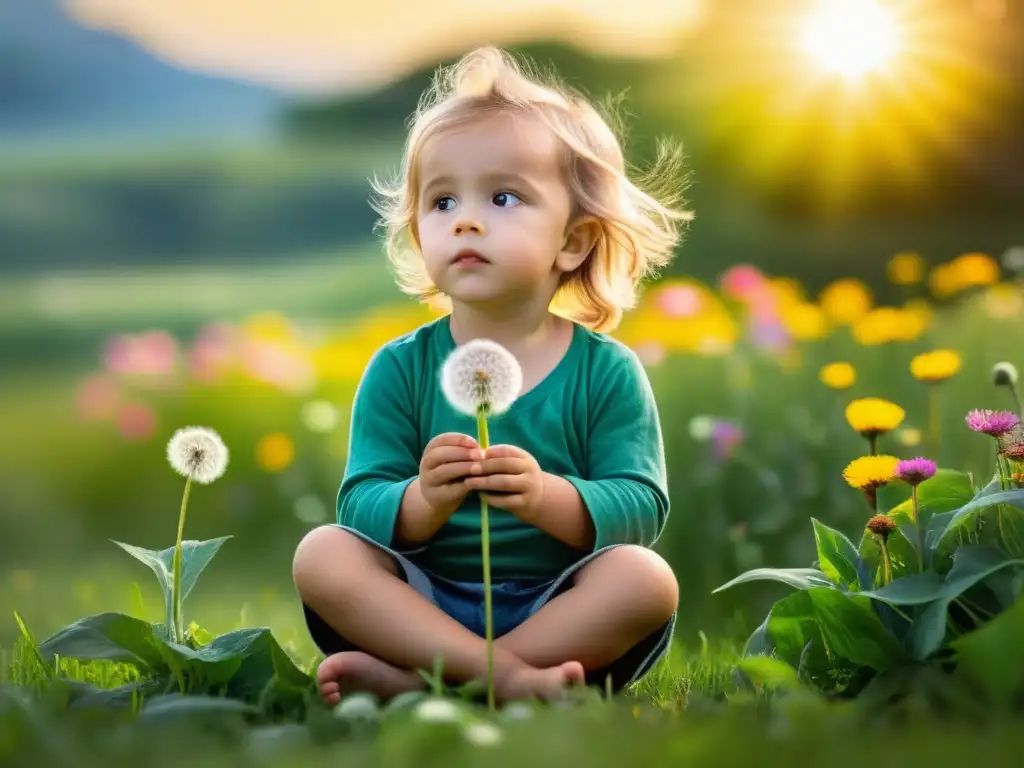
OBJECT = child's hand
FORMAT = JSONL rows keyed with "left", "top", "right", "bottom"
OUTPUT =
{"left": 464, "top": 444, "right": 543, "bottom": 520}
{"left": 418, "top": 432, "right": 484, "bottom": 518}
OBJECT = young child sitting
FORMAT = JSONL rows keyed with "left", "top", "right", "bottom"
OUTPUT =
{"left": 293, "top": 46, "right": 689, "bottom": 705}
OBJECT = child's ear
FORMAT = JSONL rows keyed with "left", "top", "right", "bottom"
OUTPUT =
{"left": 556, "top": 216, "right": 601, "bottom": 273}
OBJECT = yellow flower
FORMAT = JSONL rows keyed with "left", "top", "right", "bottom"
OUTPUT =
{"left": 850, "top": 307, "right": 903, "bottom": 345}
{"left": 887, "top": 251, "right": 925, "bottom": 285}
{"left": 951, "top": 252, "right": 1000, "bottom": 288}
{"left": 819, "top": 279, "right": 873, "bottom": 325}
{"left": 845, "top": 398, "right": 905, "bottom": 437}
{"left": 897, "top": 427, "right": 922, "bottom": 447}
{"left": 843, "top": 455, "right": 900, "bottom": 491}
{"left": 256, "top": 432, "right": 295, "bottom": 472}
{"left": 820, "top": 362, "right": 855, "bottom": 390}
{"left": 910, "top": 349, "right": 962, "bottom": 383}
{"left": 781, "top": 301, "right": 830, "bottom": 341}
{"left": 927, "top": 263, "right": 959, "bottom": 300}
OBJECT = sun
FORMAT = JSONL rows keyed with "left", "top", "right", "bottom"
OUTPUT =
{"left": 798, "top": 0, "right": 901, "bottom": 78}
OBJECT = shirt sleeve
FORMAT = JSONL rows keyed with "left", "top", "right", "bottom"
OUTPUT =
{"left": 562, "top": 345, "right": 670, "bottom": 551}
{"left": 336, "top": 346, "right": 422, "bottom": 551}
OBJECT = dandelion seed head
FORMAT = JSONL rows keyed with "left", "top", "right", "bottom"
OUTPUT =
{"left": 166, "top": 426, "right": 228, "bottom": 484}
{"left": 440, "top": 339, "right": 522, "bottom": 417}
{"left": 992, "top": 361, "right": 1019, "bottom": 388}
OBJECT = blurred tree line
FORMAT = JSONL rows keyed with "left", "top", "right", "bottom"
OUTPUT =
{"left": 2, "top": 0, "right": 1020, "bottom": 299}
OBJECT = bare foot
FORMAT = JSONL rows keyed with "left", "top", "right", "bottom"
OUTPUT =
{"left": 316, "top": 651, "right": 426, "bottom": 705}
{"left": 496, "top": 661, "right": 585, "bottom": 702}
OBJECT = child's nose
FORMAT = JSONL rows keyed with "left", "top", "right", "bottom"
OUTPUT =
{"left": 452, "top": 215, "right": 485, "bottom": 236}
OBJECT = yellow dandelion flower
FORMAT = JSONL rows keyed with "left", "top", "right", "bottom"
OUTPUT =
{"left": 952, "top": 252, "right": 1000, "bottom": 288}
{"left": 820, "top": 362, "right": 855, "bottom": 390}
{"left": 850, "top": 307, "right": 903, "bottom": 346}
{"left": 927, "top": 263, "right": 959, "bottom": 300}
{"left": 843, "top": 455, "right": 900, "bottom": 491}
{"left": 782, "top": 301, "right": 830, "bottom": 341}
{"left": 256, "top": 432, "right": 295, "bottom": 472}
{"left": 897, "top": 427, "right": 922, "bottom": 447}
{"left": 819, "top": 279, "right": 873, "bottom": 325}
{"left": 910, "top": 349, "right": 962, "bottom": 383}
{"left": 887, "top": 251, "right": 925, "bottom": 285}
{"left": 845, "top": 398, "right": 905, "bottom": 438}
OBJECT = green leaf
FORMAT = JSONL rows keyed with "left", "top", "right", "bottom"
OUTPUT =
{"left": 737, "top": 656, "right": 802, "bottom": 691}
{"left": 712, "top": 567, "right": 836, "bottom": 594}
{"left": 951, "top": 594, "right": 1024, "bottom": 707}
{"left": 138, "top": 693, "right": 257, "bottom": 721}
{"left": 910, "top": 546, "right": 1024, "bottom": 660}
{"left": 858, "top": 571, "right": 945, "bottom": 606}
{"left": 111, "top": 537, "right": 232, "bottom": 637}
{"left": 935, "top": 488, "right": 1024, "bottom": 548}
{"left": 765, "top": 592, "right": 828, "bottom": 674}
{"left": 811, "top": 518, "right": 861, "bottom": 589}
{"left": 37, "top": 613, "right": 166, "bottom": 671}
{"left": 806, "top": 588, "right": 904, "bottom": 671}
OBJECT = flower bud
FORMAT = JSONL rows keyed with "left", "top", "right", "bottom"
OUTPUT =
{"left": 992, "top": 361, "right": 1019, "bottom": 388}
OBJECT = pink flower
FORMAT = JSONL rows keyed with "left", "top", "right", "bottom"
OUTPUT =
{"left": 895, "top": 457, "right": 937, "bottom": 486}
{"left": 103, "top": 330, "right": 179, "bottom": 379}
{"left": 720, "top": 265, "right": 767, "bottom": 301}
{"left": 655, "top": 285, "right": 702, "bottom": 318}
{"left": 712, "top": 420, "right": 744, "bottom": 461}
{"left": 115, "top": 402, "right": 157, "bottom": 441}
{"left": 965, "top": 409, "right": 1020, "bottom": 437}
{"left": 74, "top": 374, "right": 120, "bottom": 420}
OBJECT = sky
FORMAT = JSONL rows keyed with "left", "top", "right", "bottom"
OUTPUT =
{"left": 64, "top": 0, "right": 709, "bottom": 95}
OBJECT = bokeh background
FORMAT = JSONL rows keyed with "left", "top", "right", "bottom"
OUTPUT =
{"left": 2, "top": 0, "right": 1022, "bottom": 662}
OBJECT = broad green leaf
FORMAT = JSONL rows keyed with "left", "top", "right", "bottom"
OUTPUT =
{"left": 806, "top": 588, "right": 904, "bottom": 671}
{"left": 111, "top": 537, "right": 232, "bottom": 636}
{"left": 951, "top": 594, "right": 1024, "bottom": 707}
{"left": 934, "top": 488, "right": 1024, "bottom": 548}
{"left": 765, "top": 592, "right": 828, "bottom": 673}
{"left": 811, "top": 518, "right": 860, "bottom": 589}
{"left": 742, "top": 615, "right": 775, "bottom": 657}
{"left": 737, "top": 656, "right": 801, "bottom": 691}
{"left": 909, "top": 545, "right": 1024, "bottom": 660}
{"left": 712, "top": 567, "right": 835, "bottom": 594}
{"left": 138, "top": 693, "right": 257, "bottom": 721}
{"left": 858, "top": 571, "right": 945, "bottom": 606}
{"left": 38, "top": 612, "right": 165, "bottom": 671}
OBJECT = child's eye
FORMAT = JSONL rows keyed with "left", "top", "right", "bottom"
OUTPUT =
{"left": 434, "top": 196, "right": 457, "bottom": 212}
{"left": 492, "top": 192, "right": 522, "bottom": 208}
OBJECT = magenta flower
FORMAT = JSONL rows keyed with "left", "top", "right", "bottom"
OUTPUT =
{"left": 895, "top": 457, "right": 937, "bottom": 486}
{"left": 965, "top": 409, "right": 1020, "bottom": 437}
{"left": 712, "top": 420, "right": 745, "bottom": 461}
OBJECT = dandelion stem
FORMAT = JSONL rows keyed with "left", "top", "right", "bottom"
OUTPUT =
{"left": 911, "top": 484, "right": 925, "bottom": 572}
{"left": 476, "top": 409, "right": 495, "bottom": 712}
{"left": 879, "top": 539, "right": 893, "bottom": 586}
{"left": 868, "top": 435, "right": 878, "bottom": 456}
{"left": 928, "top": 386, "right": 940, "bottom": 463}
{"left": 171, "top": 475, "right": 192, "bottom": 645}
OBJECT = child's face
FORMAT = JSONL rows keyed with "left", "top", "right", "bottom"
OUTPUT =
{"left": 415, "top": 111, "right": 574, "bottom": 310}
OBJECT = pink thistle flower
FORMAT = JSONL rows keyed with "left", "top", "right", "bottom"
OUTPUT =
{"left": 895, "top": 457, "right": 937, "bottom": 486}
{"left": 720, "top": 265, "right": 767, "bottom": 301}
{"left": 965, "top": 409, "right": 1020, "bottom": 437}
{"left": 655, "top": 285, "right": 703, "bottom": 318}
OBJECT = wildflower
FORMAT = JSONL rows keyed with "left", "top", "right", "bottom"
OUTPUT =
{"left": 895, "top": 457, "right": 937, "bottom": 486}
{"left": 951, "top": 252, "right": 1000, "bottom": 288}
{"left": 866, "top": 515, "right": 897, "bottom": 585}
{"left": 440, "top": 339, "right": 522, "bottom": 417}
{"left": 1000, "top": 426, "right": 1024, "bottom": 462}
{"left": 910, "top": 350, "right": 961, "bottom": 383}
{"left": 820, "top": 362, "right": 855, "bottom": 390}
{"left": 887, "top": 251, "right": 925, "bottom": 285}
{"left": 414, "top": 697, "right": 460, "bottom": 723}
{"left": 462, "top": 721, "right": 503, "bottom": 746}
{"left": 897, "top": 428, "right": 922, "bottom": 447}
{"left": 843, "top": 455, "right": 900, "bottom": 511}
{"left": 845, "top": 398, "right": 905, "bottom": 453}
{"left": 866, "top": 514, "right": 897, "bottom": 539}
{"left": 1001, "top": 245, "right": 1024, "bottom": 274}
{"left": 688, "top": 415, "right": 715, "bottom": 441}
{"left": 256, "top": 432, "right": 295, "bottom": 473}
{"left": 167, "top": 426, "right": 229, "bottom": 485}
{"left": 1012, "top": 473, "right": 1024, "bottom": 488}
{"left": 965, "top": 409, "right": 1019, "bottom": 438}
{"left": 992, "top": 362, "right": 1019, "bottom": 388}
{"left": 712, "top": 420, "right": 744, "bottom": 461}
{"left": 819, "top": 279, "right": 873, "bottom": 325}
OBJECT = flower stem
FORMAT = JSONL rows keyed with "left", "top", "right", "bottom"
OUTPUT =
{"left": 1009, "top": 384, "right": 1023, "bottom": 421}
{"left": 171, "top": 475, "right": 192, "bottom": 644}
{"left": 868, "top": 434, "right": 878, "bottom": 456}
{"left": 911, "top": 484, "right": 925, "bottom": 572}
{"left": 928, "top": 385, "right": 940, "bottom": 463}
{"left": 879, "top": 539, "right": 893, "bottom": 586}
{"left": 476, "top": 409, "right": 495, "bottom": 712}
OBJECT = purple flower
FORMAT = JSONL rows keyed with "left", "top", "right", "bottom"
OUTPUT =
{"left": 965, "top": 409, "right": 1020, "bottom": 437}
{"left": 895, "top": 457, "right": 937, "bottom": 486}
{"left": 712, "top": 420, "right": 745, "bottom": 461}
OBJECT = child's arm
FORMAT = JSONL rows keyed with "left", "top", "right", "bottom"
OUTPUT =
{"left": 336, "top": 347, "right": 426, "bottom": 550}
{"left": 551, "top": 347, "right": 670, "bottom": 551}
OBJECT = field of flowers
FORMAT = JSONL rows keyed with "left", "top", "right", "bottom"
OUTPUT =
{"left": 2, "top": 245, "right": 1024, "bottom": 764}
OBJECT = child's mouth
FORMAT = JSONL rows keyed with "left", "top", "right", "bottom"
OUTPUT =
{"left": 453, "top": 249, "right": 489, "bottom": 266}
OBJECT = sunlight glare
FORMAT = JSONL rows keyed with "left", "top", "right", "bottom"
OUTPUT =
{"left": 799, "top": 0, "right": 901, "bottom": 78}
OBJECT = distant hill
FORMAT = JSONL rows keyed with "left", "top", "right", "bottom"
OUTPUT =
{"left": 0, "top": 0, "right": 284, "bottom": 144}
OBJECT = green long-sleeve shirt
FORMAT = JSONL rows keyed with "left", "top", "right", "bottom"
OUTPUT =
{"left": 336, "top": 315, "right": 669, "bottom": 582}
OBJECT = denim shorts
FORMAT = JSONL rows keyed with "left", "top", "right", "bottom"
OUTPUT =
{"left": 301, "top": 525, "right": 675, "bottom": 693}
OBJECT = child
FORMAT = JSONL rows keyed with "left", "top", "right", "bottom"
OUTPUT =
{"left": 293, "top": 46, "right": 689, "bottom": 705}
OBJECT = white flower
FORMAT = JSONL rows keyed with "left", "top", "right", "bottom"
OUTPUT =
{"left": 462, "top": 721, "right": 503, "bottom": 746}
{"left": 166, "top": 426, "right": 229, "bottom": 484}
{"left": 992, "top": 361, "right": 1019, "bottom": 388}
{"left": 688, "top": 415, "right": 715, "bottom": 442}
{"left": 440, "top": 339, "right": 522, "bottom": 417}
{"left": 1001, "top": 245, "right": 1024, "bottom": 274}
{"left": 413, "top": 697, "right": 460, "bottom": 723}
{"left": 300, "top": 399, "right": 339, "bottom": 433}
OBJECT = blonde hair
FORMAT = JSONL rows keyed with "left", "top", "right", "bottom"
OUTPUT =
{"left": 371, "top": 46, "right": 692, "bottom": 332}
